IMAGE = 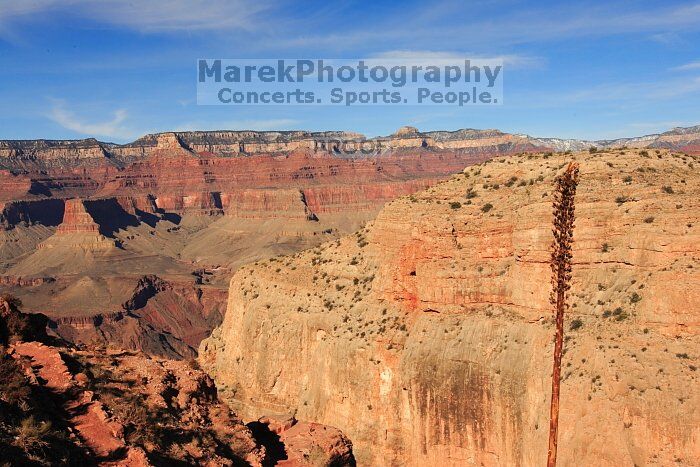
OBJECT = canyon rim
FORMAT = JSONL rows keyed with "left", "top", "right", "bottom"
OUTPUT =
{"left": 2, "top": 0, "right": 700, "bottom": 465}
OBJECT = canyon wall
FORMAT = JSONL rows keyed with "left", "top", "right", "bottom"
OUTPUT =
{"left": 2, "top": 126, "right": 698, "bottom": 359}
{"left": 201, "top": 148, "right": 699, "bottom": 466}
{"left": 1, "top": 128, "right": 511, "bottom": 356}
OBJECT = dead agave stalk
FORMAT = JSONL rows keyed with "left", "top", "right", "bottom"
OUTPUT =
{"left": 546, "top": 161, "right": 580, "bottom": 467}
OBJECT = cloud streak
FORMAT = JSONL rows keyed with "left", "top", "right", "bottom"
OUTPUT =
{"left": 47, "top": 101, "right": 135, "bottom": 140}
{"left": 0, "top": 0, "right": 272, "bottom": 32}
{"left": 370, "top": 50, "right": 544, "bottom": 69}
{"left": 264, "top": 1, "right": 700, "bottom": 52}
{"left": 672, "top": 61, "right": 700, "bottom": 71}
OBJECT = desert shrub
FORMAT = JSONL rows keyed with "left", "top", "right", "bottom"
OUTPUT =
{"left": 601, "top": 243, "right": 610, "bottom": 253}
{"left": 640, "top": 150, "right": 649, "bottom": 157}
{"left": 0, "top": 355, "right": 31, "bottom": 405}
{"left": 623, "top": 176, "right": 632, "bottom": 183}
{"left": 111, "top": 395, "right": 160, "bottom": 448}
{"left": 13, "top": 416, "right": 52, "bottom": 457}
{"left": 465, "top": 189, "right": 478, "bottom": 199}
{"left": 481, "top": 203, "right": 493, "bottom": 213}
{"left": 615, "top": 196, "right": 630, "bottom": 205}
{"left": 589, "top": 147, "right": 598, "bottom": 153}
{"left": 661, "top": 185, "right": 674, "bottom": 194}
{"left": 643, "top": 216, "right": 654, "bottom": 224}
{"left": 630, "top": 293, "right": 642, "bottom": 304}
{"left": 570, "top": 319, "right": 584, "bottom": 330}
{"left": 612, "top": 307, "right": 629, "bottom": 321}
{"left": 449, "top": 202, "right": 461, "bottom": 209}
{"left": 186, "top": 359, "right": 200, "bottom": 371}
{"left": 1, "top": 294, "right": 48, "bottom": 345}
{"left": 0, "top": 294, "right": 22, "bottom": 310}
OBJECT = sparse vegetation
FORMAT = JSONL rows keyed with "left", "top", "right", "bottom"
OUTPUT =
{"left": 13, "top": 416, "right": 53, "bottom": 456}
{"left": 612, "top": 307, "right": 628, "bottom": 321}
{"left": 481, "top": 203, "right": 493, "bottom": 213}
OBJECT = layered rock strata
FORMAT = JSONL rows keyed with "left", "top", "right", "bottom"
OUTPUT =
{"left": 201, "top": 149, "right": 700, "bottom": 466}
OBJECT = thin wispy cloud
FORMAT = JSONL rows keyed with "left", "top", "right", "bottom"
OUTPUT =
{"left": 0, "top": 0, "right": 272, "bottom": 32}
{"left": 268, "top": 2, "right": 700, "bottom": 52}
{"left": 47, "top": 100, "right": 136, "bottom": 140}
{"left": 672, "top": 61, "right": 700, "bottom": 71}
{"left": 1, "top": 1, "right": 699, "bottom": 142}
{"left": 370, "top": 50, "right": 544, "bottom": 69}
{"left": 522, "top": 75, "right": 700, "bottom": 108}
{"left": 649, "top": 32, "right": 685, "bottom": 45}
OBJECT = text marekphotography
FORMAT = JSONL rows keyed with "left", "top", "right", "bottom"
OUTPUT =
{"left": 197, "top": 58, "right": 503, "bottom": 106}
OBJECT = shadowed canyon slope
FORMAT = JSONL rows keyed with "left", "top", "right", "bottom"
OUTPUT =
{"left": 200, "top": 148, "right": 699, "bottom": 466}
{"left": 1, "top": 125, "right": 698, "bottom": 357}
{"left": 0, "top": 297, "right": 355, "bottom": 466}
{"left": 2, "top": 127, "right": 523, "bottom": 357}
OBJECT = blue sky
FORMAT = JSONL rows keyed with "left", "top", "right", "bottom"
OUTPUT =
{"left": 0, "top": 0, "right": 699, "bottom": 142}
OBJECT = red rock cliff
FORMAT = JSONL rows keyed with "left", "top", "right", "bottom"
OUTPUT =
{"left": 201, "top": 148, "right": 700, "bottom": 466}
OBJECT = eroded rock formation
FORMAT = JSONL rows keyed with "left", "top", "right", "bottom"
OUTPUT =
{"left": 0, "top": 294, "right": 355, "bottom": 466}
{"left": 0, "top": 128, "right": 510, "bottom": 357}
{"left": 1, "top": 126, "right": 698, "bottom": 358}
{"left": 201, "top": 148, "right": 699, "bottom": 466}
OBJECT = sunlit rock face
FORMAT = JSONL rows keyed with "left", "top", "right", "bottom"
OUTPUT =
{"left": 201, "top": 149, "right": 699, "bottom": 466}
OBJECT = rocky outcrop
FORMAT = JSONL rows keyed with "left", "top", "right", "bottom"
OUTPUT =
{"left": 648, "top": 125, "right": 700, "bottom": 153}
{"left": 1, "top": 297, "right": 355, "bottom": 466}
{"left": 38, "top": 198, "right": 116, "bottom": 251}
{"left": 0, "top": 171, "right": 32, "bottom": 202}
{"left": 2, "top": 126, "right": 697, "bottom": 360}
{"left": 7, "top": 341, "right": 264, "bottom": 465}
{"left": 56, "top": 199, "right": 100, "bottom": 234}
{"left": 251, "top": 415, "right": 355, "bottom": 466}
{"left": 3, "top": 125, "right": 697, "bottom": 175}
{"left": 0, "top": 138, "right": 110, "bottom": 169}
{"left": 0, "top": 275, "right": 55, "bottom": 287}
{"left": 45, "top": 275, "right": 227, "bottom": 359}
{"left": 201, "top": 149, "right": 700, "bottom": 466}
